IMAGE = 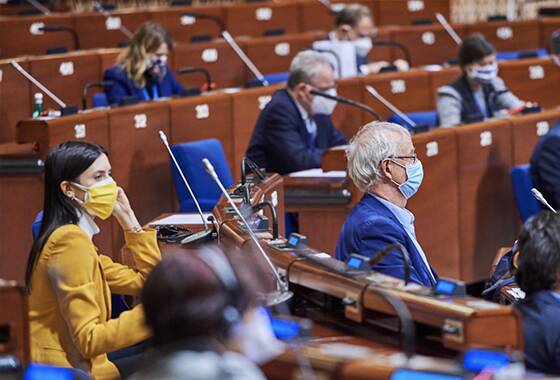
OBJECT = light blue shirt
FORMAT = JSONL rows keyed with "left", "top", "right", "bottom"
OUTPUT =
{"left": 371, "top": 194, "right": 436, "bottom": 283}
{"left": 290, "top": 91, "right": 317, "bottom": 145}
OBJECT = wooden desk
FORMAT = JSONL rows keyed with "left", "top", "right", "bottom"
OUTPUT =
{"left": 0, "top": 58, "right": 31, "bottom": 143}
{"left": 465, "top": 20, "right": 541, "bottom": 53}
{"left": 510, "top": 109, "right": 560, "bottom": 166}
{"left": 224, "top": 2, "right": 301, "bottom": 37}
{"left": 0, "top": 14, "right": 76, "bottom": 58}
{"left": 372, "top": 0, "right": 450, "bottom": 26}
{"left": 149, "top": 5, "right": 224, "bottom": 44}
{"left": 74, "top": 11, "right": 149, "bottom": 50}
{"left": 0, "top": 282, "right": 29, "bottom": 366}
{"left": 333, "top": 77, "right": 372, "bottom": 139}
{"left": 298, "top": 0, "right": 374, "bottom": 33}
{"left": 455, "top": 119, "right": 516, "bottom": 282}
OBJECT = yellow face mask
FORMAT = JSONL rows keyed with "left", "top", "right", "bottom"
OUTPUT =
{"left": 72, "top": 177, "right": 118, "bottom": 220}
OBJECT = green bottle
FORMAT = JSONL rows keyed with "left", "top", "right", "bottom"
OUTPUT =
{"left": 32, "top": 93, "right": 43, "bottom": 119}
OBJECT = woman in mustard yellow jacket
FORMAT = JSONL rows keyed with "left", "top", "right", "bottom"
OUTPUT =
{"left": 25, "top": 141, "right": 161, "bottom": 380}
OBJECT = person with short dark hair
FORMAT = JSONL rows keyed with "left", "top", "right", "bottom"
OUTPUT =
{"left": 104, "top": 21, "right": 184, "bottom": 105}
{"left": 130, "top": 246, "right": 278, "bottom": 380}
{"left": 436, "top": 33, "right": 526, "bottom": 127}
{"left": 26, "top": 141, "right": 161, "bottom": 380}
{"left": 246, "top": 50, "right": 347, "bottom": 174}
{"left": 327, "top": 4, "right": 408, "bottom": 74}
{"left": 515, "top": 211, "right": 560, "bottom": 374}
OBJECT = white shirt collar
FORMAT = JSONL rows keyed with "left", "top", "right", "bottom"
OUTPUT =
{"left": 77, "top": 210, "right": 100, "bottom": 239}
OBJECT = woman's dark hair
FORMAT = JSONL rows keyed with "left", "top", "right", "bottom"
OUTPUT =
{"left": 141, "top": 245, "right": 267, "bottom": 347}
{"left": 516, "top": 211, "right": 560, "bottom": 295}
{"left": 458, "top": 33, "right": 496, "bottom": 67}
{"left": 25, "top": 141, "right": 108, "bottom": 289}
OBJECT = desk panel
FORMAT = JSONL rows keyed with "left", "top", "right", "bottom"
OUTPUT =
{"left": 465, "top": 20, "right": 540, "bottom": 53}
{"left": 408, "top": 128, "right": 460, "bottom": 278}
{"left": 108, "top": 101, "right": 174, "bottom": 249}
{"left": 0, "top": 58, "right": 31, "bottom": 143}
{"left": 333, "top": 76, "right": 369, "bottom": 139}
{"left": 499, "top": 58, "right": 560, "bottom": 109}
{"left": 510, "top": 109, "right": 560, "bottom": 166}
{"left": 372, "top": 0, "right": 450, "bottom": 26}
{"left": 429, "top": 66, "right": 461, "bottom": 110}
{"left": 362, "top": 70, "right": 433, "bottom": 119}
{"left": 74, "top": 11, "right": 149, "bottom": 50}
{"left": 299, "top": 0, "right": 374, "bottom": 33}
{"left": 149, "top": 5, "right": 224, "bottom": 43}
{"left": 456, "top": 119, "right": 516, "bottom": 282}
{"left": 224, "top": 2, "right": 300, "bottom": 37}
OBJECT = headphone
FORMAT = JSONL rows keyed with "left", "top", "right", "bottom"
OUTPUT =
{"left": 196, "top": 246, "right": 244, "bottom": 335}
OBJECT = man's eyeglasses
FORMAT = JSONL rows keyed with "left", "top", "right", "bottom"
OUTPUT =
{"left": 388, "top": 154, "right": 417, "bottom": 164}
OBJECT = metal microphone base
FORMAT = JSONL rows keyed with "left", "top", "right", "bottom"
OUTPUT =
{"left": 266, "top": 290, "right": 294, "bottom": 307}
{"left": 180, "top": 228, "right": 214, "bottom": 245}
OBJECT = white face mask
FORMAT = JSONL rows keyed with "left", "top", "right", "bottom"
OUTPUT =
{"left": 311, "top": 88, "right": 338, "bottom": 115}
{"left": 230, "top": 307, "right": 285, "bottom": 365}
{"left": 353, "top": 37, "right": 373, "bottom": 57}
{"left": 467, "top": 62, "right": 498, "bottom": 84}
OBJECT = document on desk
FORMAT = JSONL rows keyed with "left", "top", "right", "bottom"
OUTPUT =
{"left": 288, "top": 168, "right": 347, "bottom": 178}
{"left": 149, "top": 213, "right": 212, "bottom": 225}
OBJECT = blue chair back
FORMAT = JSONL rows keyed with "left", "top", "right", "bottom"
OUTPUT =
{"left": 170, "top": 139, "right": 234, "bottom": 212}
{"left": 496, "top": 49, "right": 547, "bottom": 61}
{"left": 31, "top": 211, "right": 43, "bottom": 240}
{"left": 92, "top": 92, "right": 109, "bottom": 108}
{"left": 511, "top": 164, "right": 541, "bottom": 222}
{"left": 388, "top": 111, "right": 438, "bottom": 131}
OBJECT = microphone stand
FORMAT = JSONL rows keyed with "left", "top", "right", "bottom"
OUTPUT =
{"left": 371, "top": 39, "right": 412, "bottom": 67}
{"left": 158, "top": 131, "right": 215, "bottom": 245}
{"left": 176, "top": 67, "right": 213, "bottom": 92}
{"left": 202, "top": 158, "right": 293, "bottom": 306}
{"left": 310, "top": 89, "right": 382, "bottom": 120}
{"left": 93, "top": 2, "right": 133, "bottom": 39}
{"left": 221, "top": 30, "right": 269, "bottom": 86}
{"left": 365, "top": 85, "right": 416, "bottom": 127}
{"left": 369, "top": 242, "right": 412, "bottom": 285}
{"left": 435, "top": 12, "right": 462, "bottom": 46}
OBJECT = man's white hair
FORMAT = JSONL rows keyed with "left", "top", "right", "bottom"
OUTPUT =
{"left": 287, "top": 50, "right": 334, "bottom": 89}
{"left": 347, "top": 121, "right": 411, "bottom": 192}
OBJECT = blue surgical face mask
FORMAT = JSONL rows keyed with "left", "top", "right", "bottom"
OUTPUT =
{"left": 389, "top": 159, "right": 424, "bottom": 199}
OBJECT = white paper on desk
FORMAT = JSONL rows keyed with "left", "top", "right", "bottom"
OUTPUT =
{"left": 288, "top": 168, "right": 346, "bottom": 178}
{"left": 149, "top": 213, "right": 212, "bottom": 225}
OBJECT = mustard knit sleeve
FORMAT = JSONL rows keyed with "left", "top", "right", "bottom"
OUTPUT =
{"left": 46, "top": 226, "right": 150, "bottom": 359}
{"left": 98, "top": 228, "right": 161, "bottom": 296}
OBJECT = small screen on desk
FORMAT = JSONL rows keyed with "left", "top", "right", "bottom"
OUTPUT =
{"left": 288, "top": 236, "right": 299, "bottom": 246}
{"left": 435, "top": 280, "right": 456, "bottom": 294}
{"left": 391, "top": 370, "right": 462, "bottom": 380}
{"left": 347, "top": 257, "right": 364, "bottom": 268}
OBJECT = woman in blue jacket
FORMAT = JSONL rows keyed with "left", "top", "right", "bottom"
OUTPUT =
{"left": 104, "top": 22, "right": 184, "bottom": 105}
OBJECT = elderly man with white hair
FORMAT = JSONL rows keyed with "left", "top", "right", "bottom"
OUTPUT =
{"left": 245, "top": 50, "right": 348, "bottom": 174}
{"left": 335, "top": 121, "right": 438, "bottom": 287}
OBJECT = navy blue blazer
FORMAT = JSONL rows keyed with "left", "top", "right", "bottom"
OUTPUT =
{"left": 515, "top": 291, "right": 560, "bottom": 374}
{"left": 530, "top": 122, "right": 560, "bottom": 210}
{"left": 335, "top": 193, "right": 437, "bottom": 287}
{"left": 103, "top": 65, "right": 184, "bottom": 105}
{"left": 245, "top": 89, "right": 347, "bottom": 174}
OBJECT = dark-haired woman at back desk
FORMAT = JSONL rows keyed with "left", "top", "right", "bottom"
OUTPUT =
{"left": 103, "top": 21, "right": 184, "bottom": 106}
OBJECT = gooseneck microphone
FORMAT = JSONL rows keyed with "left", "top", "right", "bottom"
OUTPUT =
{"left": 221, "top": 31, "right": 269, "bottom": 86}
{"left": 435, "top": 12, "right": 462, "bottom": 46}
{"left": 365, "top": 85, "right": 416, "bottom": 128}
{"left": 158, "top": 131, "right": 214, "bottom": 244}
{"left": 369, "top": 243, "right": 412, "bottom": 285}
{"left": 371, "top": 39, "right": 412, "bottom": 67}
{"left": 310, "top": 89, "right": 382, "bottom": 120}
{"left": 202, "top": 158, "right": 293, "bottom": 306}
{"left": 93, "top": 2, "right": 133, "bottom": 39}
{"left": 531, "top": 188, "right": 557, "bottom": 213}
{"left": 176, "top": 67, "right": 213, "bottom": 92}
{"left": 39, "top": 25, "right": 80, "bottom": 51}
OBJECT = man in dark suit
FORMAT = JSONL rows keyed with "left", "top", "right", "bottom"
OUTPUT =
{"left": 530, "top": 122, "right": 560, "bottom": 210}
{"left": 335, "top": 121, "right": 437, "bottom": 287}
{"left": 515, "top": 211, "right": 560, "bottom": 375}
{"left": 245, "top": 50, "right": 348, "bottom": 174}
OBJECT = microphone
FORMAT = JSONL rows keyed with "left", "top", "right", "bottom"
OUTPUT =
{"left": 310, "top": 89, "right": 382, "bottom": 120}
{"left": 435, "top": 12, "right": 462, "bottom": 46}
{"left": 24, "top": 0, "right": 51, "bottom": 15}
{"left": 158, "top": 131, "right": 215, "bottom": 245}
{"left": 221, "top": 31, "right": 269, "bottom": 87}
{"left": 371, "top": 39, "right": 412, "bottom": 67}
{"left": 181, "top": 12, "right": 225, "bottom": 34}
{"left": 176, "top": 66, "right": 213, "bottom": 92}
{"left": 202, "top": 158, "right": 293, "bottom": 306}
{"left": 369, "top": 243, "right": 412, "bottom": 285}
{"left": 10, "top": 60, "right": 77, "bottom": 115}
{"left": 39, "top": 25, "right": 80, "bottom": 51}
{"left": 252, "top": 200, "right": 279, "bottom": 240}
{"left": 82, "top": 81, "right": 113, "bottom": 110}
{"left": 365, "top": 85, "right": 416, "bottom": 128}
{"left": 531, "top": 188, "right": 557, "bottom": 213}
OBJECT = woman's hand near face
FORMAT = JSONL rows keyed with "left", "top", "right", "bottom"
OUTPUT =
{"left": 113, "top": 187, "right": 142, "bottom": 231}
